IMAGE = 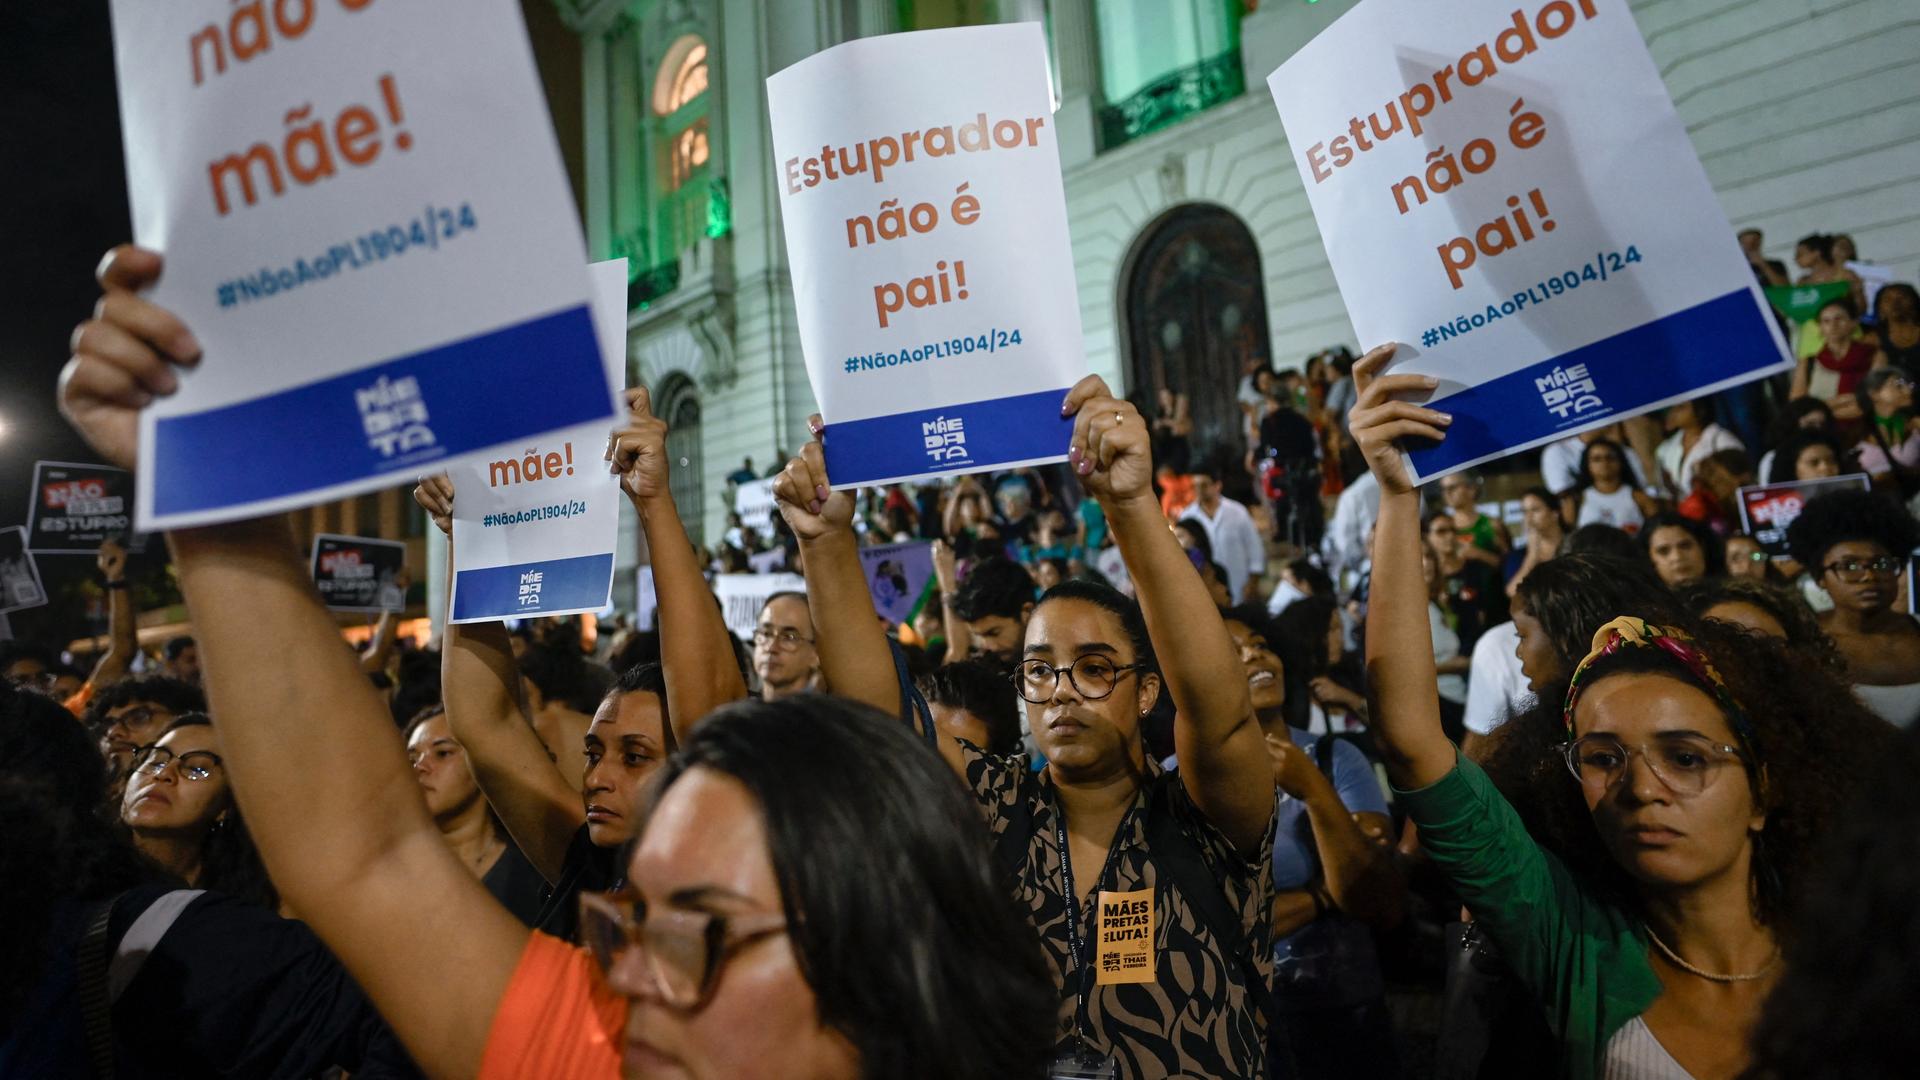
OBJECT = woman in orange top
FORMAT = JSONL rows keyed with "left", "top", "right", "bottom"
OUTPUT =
{"left": 60, "top": 245, "right": 1057, "bottom": 1080}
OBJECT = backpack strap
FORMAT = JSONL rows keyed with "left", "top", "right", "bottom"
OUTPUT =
{"left": 77, "top": 899, "right": 117, "bottom": 1080}
{"left": 108, "top": 889, "right": 204, "bottom": 1003}
{"left": 1143, "top": 780, "right": 1279, "bottom": 1080}
{"left": 889, "top": 637, "right": 938, "bottom": 753}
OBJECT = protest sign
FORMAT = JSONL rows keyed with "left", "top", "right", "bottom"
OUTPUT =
{"left": 858, "top": 541, "right": 935, "bottom": 624}
{"left": 110, "top": 0, "right": 615, "bottom": 530}
{"left": 733, "top": 478, "right": 778, "bottom": 536}
{"left": 310, "top": 533, "right": 407, "bottom": 612}
{"left": 0, "top": 528, "right": 48, "bottom": 615}
{"left": 448, "top": 259, "right": 628, "bottom": 624}
{"left": 713, "top": 573, "right": 806, "bottom": 641}
{"left": 1267, "top": 0, "right": 1790, "bottom": 483}
{"left": 25, "top": 462, "right": 148, "bottom": 554}
{"left": 767, "top": 23, "right": 1086, "bottom": 488}
{"left": 1735, "top": 473, "right": 1869, "bottom": 560}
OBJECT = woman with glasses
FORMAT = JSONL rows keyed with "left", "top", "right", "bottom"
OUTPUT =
{"left": 121, "top": 713, "right": 278, "bottom": 912}
{"left": 771, "top": 376, "right": 1278, "bottom": 1079}
{"left": 1786, "top": 488, "right": 1920, "bottom": 728}
{"left": 750, "top": 593, "right": 821, "bottom": 700}
{"left": 57, "top": 246, "right": 1052, "bottom": 1079}
{"left": 1346, "top": 343, "right": 1892, "bottom": 1080}
{"left": 1851, "top": 366, "right": 1920, "bottom": 497}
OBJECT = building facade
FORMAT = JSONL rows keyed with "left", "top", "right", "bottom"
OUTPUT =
{"left": 536, "top": 0, "right": 1920, "bottom": 607}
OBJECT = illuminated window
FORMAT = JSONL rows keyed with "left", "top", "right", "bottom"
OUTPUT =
{"left": 668, "top": 120, "right": 710, "bottom": 189}
{"left": 653, "top": 35, "right": 709, "bottom": 117}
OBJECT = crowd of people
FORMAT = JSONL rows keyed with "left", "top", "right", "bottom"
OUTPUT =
{"left": 4, "top": 233, "right": 1918, "bottom": 1080}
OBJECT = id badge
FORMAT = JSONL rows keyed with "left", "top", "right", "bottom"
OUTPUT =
{"left": 1049, "top": 1037, "right": 1117, "bottom": 1080}
{"left": 1094, "top": 888, "right": 1155, "bottom": 985}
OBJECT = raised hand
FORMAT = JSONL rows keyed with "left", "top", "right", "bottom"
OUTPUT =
{"left": 59, "top": 246, "right": 202, "bottom": 471}
{"left": 1266, "top": 732, "right": 1327, "bottom": 801}
{"left": 1346, "top": 344, "right": 1451, "bottom": 496}
{"left": 770, "top": 417, "right": 855, "bottom": 544}
{"left": 607, "top": 386, "right": 669, "bottom": 504}
{"left": 97, "top": 538, "right": 127, "bottom": 584}
{"left": 931, "top": 538, "right": 959, "bottom": 595}
{"left": 412, "top": 474, "right": 455, "bottom": 536}
{"left": 1061, "top": 375, "right": 1152, "bottom": 506}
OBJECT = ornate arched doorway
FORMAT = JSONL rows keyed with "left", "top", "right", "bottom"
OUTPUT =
{"left": 656, "top": 373, "right": 705, "bottom": 545}
{"left": 1123, "top": 204, "right": 1271, "bottom": 464}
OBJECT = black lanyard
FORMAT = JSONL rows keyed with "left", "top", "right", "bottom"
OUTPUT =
{"left": 1053, "top": 794, "right": 1134, "bottom": 1039}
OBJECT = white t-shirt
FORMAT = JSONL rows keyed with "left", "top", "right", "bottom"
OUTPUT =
{"left": 1540, "top": 436, "right": 1652, "bottom": 495}
{"left": 1463, "top": 620, "right": 1534, "bottom": 736}
{"left": 1656, "top": 423, "right": 1744, "bottom": 496}
{"left": 1430, "top": 602, "right": 1468, "bottom": 705}
{"left": 1320, "top": 471, "right": 1380, "bottom": 582}
{"left": 1181, "top": 497, "right": 1266, "bottom": 603}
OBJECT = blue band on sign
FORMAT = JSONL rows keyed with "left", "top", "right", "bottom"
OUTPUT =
{"left": 822, "top": 387, "right": 1075, "bottom": 486}
{"left": 1409, "top": 289, "right": 1782, "bottom": 476}
{"left": 452, "top": 552, "right": 614, "bottom": 622}
{"left": 153, "top": 305, "right": 608, "bottom": 516}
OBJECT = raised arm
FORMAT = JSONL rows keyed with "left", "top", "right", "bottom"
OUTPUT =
{"left": 1347, "top": 345, "right": 1459, "bottom": 790}
{"left": 415, "top": 475, "right": 584, "bottom": 885}
{"left": 609, "top": 386, "right": 747, "bottom": 743}
{"left": 1267, "top": 734, "right": 1401, "bottom": 933}
{"left": 930, "top": 538, "right": 970, "bottom": 665}
{"left": 86, "top": 538, "right": 138, "bottom": 690}
{"left": 771, "top": 426, "right": 899, "bottom": 716}
{"left": 358, "top": 568, "right": 407, "bottom": 675}
{"left": 62, "top": 247, "right": 523, "bottom": 1079}
{"left": 1063, "top": 376, "right": 1270, "bottom": 853}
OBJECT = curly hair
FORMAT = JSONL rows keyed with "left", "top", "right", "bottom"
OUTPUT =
{"left": 1512, "top": 554, "right": 1683, "bottom": 674}
{"left": 1741, "top": 730, "right": 1920, "bottom": 1079}
{"left": 1481, "top": 616, "right": 1896, "bottom": 930}
{"left": 1673, "top": 578, "right": 1844, "bottom": 674}
{"left": 80, "top": 675, "right": 206, "bottom": 736}
{"left": 1784, "top": 488, "right": 1920, "bottom": 569}
{"left": 1764, "top": 428, "right": 1851, "bottom": 486}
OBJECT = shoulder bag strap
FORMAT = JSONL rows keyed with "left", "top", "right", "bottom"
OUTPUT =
{"left": 77, "top": 899, "right": 117, "bottom": 1080}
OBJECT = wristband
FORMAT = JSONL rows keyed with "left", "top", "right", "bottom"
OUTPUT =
{"left": 104, "top": 580, "right": 130, "bottom": 590}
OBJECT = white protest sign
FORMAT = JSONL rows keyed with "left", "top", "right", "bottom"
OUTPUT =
{"left": 448, "top": 260, "right": 629, "bottom": 624}
{"left": 0, "top": 528, "right": 48, "bottom": 616}
{"left": 111, "top": 0, "right": 614, "bottom": 529}
{"left": 713, "top": 573, "right": 806, "bottom": 642}
{"left": 733, "top": 478, "right": 778, "bottom": 535}
{"left": 1267, "top": 0, "right": 1790, "bottom": 483}
{"left": 767, "top": 23, "right": 1087, "bottom": 489}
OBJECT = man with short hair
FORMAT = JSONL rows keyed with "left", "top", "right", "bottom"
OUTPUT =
{"left": 949, "top": 556, "right": 1038, "bottom": 664}
{"left": 1181, "top": 464, "right": 1266, "bottom": 604}
{"left": 83, "top": 674, "right": 206, "bottom": 800}
{"left": 161, "top": 635, "right": 201, "bottom": 686}
{"left": 752, "top": 592, "right": 821, "bottom": 700}
{"left": 916, "top": 657, "right": 1023, "bottom": 755}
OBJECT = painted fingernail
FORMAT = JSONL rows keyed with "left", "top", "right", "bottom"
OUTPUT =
{"left": 808, "top": 500, "right": 822, "bottom": 514}
{"left": 1423, "top": 377, "right": 1440, "bottom": 387}
{"left": 1077, "top": 459, "right": 1092, "bottom": 476}
{"left": 155, "top": 370, "right": 178, "bottom": 394}
{"left": 809, "top": 419, "right": 823, "bottom": 435}
{"left": 1438, "top": 413, "right": 1453, "bottom": 424}
{"left": 815, "top": 485, "right": 828, "bottom": 501}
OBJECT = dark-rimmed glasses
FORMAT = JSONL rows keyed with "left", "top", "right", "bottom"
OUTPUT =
{"left": 1555, "top": 733, "right": 1745, "bottom": 798}
{"left": 131, "top": 745, "right": 223, "bottom": 782}
{"left": 751, "top": 627, "right": 814, "bottom": 651}
{"left": 1013, "top": 656, "right": 1145, "bottom": 704}
{"left": 578, "top": 889, "right": 788, "bottom": 1009}
{"left": 1821, "top": 555, "right": 1902, "bottom": 583}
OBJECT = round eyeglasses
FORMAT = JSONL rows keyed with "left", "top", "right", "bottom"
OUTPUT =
{"left": 1555, "top": 733, "right": 1745, "bottom": 798}
{"left": 578, "top": 889, "right": 788, "bottom": 1009}
{"left": 131, "top": 745, "right": 224, "bottom": 782}
{"left": 1012, "top": 656, "right": 1146, "bottom": 704}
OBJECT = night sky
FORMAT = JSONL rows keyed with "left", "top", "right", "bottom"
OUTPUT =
{"left": 1, "top": 2, "right": 140, "bottom": 642}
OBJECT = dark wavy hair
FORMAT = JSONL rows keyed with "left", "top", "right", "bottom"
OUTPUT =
{"left": 952, "top": 557, "right": 1038, "bottom": 623}
{"left": 1571, "top": 437, "right": 1632, "bottom": 493}
{"left": 80, "top": 675, "right": 206, "bottom": 737}
{"left": 1764, "top": 428, "right": 1851, "bottom": 486}
{"left": 1512, "top": 554, "right": 1683, "bottom": 679}
{"left": 1673, "top": 578, "right": 1843, "bottom": 674}
{"left": 1785, "top": 487, "right": 1920, "bottom": 569}
{"left": 1741, "top": 729, "right": 1920, "bottom": 1079}
{"left": 1481, "top": 617, "right": 1896, "bottom": 929}
{"left": 1, "top": 684, "right": 155, "bottom": 1011}
{"left": 917, "top": 658, "right": 1023, "bottom": 756}
{"left": 1639, "top": 512, "right": 1725, "bottom": 580}
{"left": 136, "top": 714, "right": 278, "bottom": 910}
{"left": 641, "top": 695, "right": 1056, "bottom": 1079}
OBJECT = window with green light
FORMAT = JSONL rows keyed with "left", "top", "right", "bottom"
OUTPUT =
{"left": 1094, "top": 0, "right": 1245, "bottom": 150}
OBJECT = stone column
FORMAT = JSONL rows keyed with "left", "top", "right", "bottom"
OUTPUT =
{"left": 1051, "top": 0, "right": 1101, "bottom": 166}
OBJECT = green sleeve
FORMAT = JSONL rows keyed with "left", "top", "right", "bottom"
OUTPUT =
{"left": 1396, "top": 755, "right": 1661, "bottom": 1079}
